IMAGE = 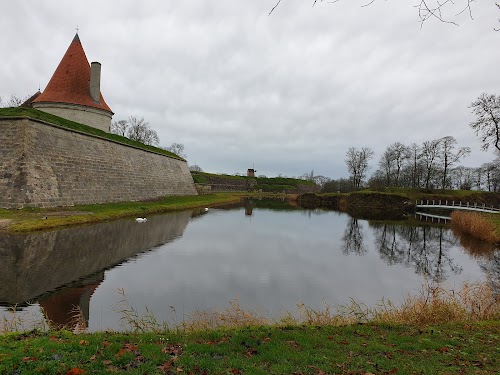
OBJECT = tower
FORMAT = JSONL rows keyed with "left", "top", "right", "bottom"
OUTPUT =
{"left": 32, "top": 34, "right": 114, "bottom": 131}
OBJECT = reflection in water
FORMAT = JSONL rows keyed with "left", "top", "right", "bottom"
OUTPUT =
{"left": 0, "top": 201, "right": 496, "bottom": 331}
{"left": 0, "top": 210, "right": 193, "bottom": 329}
{"left": 369, "top": 223, "right": 462, "bottom": 282}
{"left": 38, "top": 272, "right": 104, "bottom": 330}
{"left": 452, "top": 228, "right": 500, "bottom": 299}
{"left": 342, "top": 218, "right": 366, "bottom": 255}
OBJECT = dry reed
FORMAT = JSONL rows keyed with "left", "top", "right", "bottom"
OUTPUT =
{"left": 371, "top": 281, "right": 499, "bottom": 325}
{"left": 1, "top": 305, "right": 47, "bottom": 334}
{"left": 2, "top": 282, "right": 498, "bottom": 335}
{"left": 180, "top": 298, "right": 269, "bottom": 332}
{"left": 451, "top": 211, "right": 500, "bottom": 244}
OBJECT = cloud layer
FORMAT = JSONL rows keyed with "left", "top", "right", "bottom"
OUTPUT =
{"left": 1, "top": 0, "right": 499, "bottom": 178}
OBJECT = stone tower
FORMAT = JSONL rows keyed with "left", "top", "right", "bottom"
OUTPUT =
{"left": 32, "top": 34, "right": 113, "bottom": 132}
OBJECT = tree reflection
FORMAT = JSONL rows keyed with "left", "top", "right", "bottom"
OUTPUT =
{"left": 342, "top": 218, "right": 367, "bottom": 255}
{"left": 453, "top": 228, "right": 500, "bottom": 299}
{"left": 369, "top": 223, "right": 462, "bottom": 282}
{"left": 478, "top": 251, "right": 500, "bottom": 299}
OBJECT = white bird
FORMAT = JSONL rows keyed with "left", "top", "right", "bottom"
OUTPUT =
{"left": 204, "top": 208, "right": 209, "bottom": 212}
{"left": 135, "top": 217, "right": 147, "bottom": 223}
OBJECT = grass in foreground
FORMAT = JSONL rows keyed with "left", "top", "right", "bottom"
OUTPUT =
{"left": 0, "top": 193, "right": 258, "bottom": 233}
{"left": 1, "top": 322, "right": 499, "bottom": 374}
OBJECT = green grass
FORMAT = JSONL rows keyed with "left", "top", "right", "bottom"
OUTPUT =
{"left": 0, "top": 107, "right": 183, "bottom": 160}
{"left": 0, "top": 322, "right": 498, "bottom": 374}
{"left": 0, "top": 193, "right": 252, "bottom": 233}
{"left": 356, "top": 187, "right": 495, "bottom": 202}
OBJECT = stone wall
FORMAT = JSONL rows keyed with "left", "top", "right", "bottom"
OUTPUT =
{"left": 33, "top": 102, "right": 112, "bottom": 132}
{"left": 0, "top": 118, "right": 197, "bottom": 208}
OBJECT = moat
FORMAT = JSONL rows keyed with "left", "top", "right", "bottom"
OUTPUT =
{"left": 1, "top": 199, "right": 498, "bottom": 331}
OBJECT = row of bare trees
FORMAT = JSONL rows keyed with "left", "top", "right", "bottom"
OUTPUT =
{"left": 372, "top": 136, "right": 471, "bottom": 190}
{"left": 0, "top": 94, "right": 27, "bottom": 108}
{"left": 111, "top": 117, "right": 189, "bottom": 160}
{"left": 329, "top": 93, "right": 500, "bottom": 192}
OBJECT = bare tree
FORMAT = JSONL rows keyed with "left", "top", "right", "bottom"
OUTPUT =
{"left": 378, "top": 142, "right": 410, "bottom": 187}
{"left": 421, "top": 139, "right": 442, "bottom": 189}
{"left": 165, "top": 142, "right": 186, "bottom": 158}
{"left": 111, "top": 120, "right": 129, "bottom": 137}
{"left": 482, "top": 159, "right": 500, "bottom": 192}
{"left": 345, "top": 147, "right": 374, "bottom": 189}
{"left": 439, "top": 136, "right": 471, "bottom": 189}
{"left": 270, "top": 0, "right": 482, "bottom": 27}
{"left": 0, "top": 94, "right": 27, "bottom": 108}
{"left": 126, "top": 116, "right": 160, "bottom": 146}
{"left": 408, "top": 143, "right": 423, "bottom": 188}
{"left": 312, "top": 175, "right": 330, "bottom": 187}
{"left": 189, "top": 164, "right": 203, "bottom": 172}
{"left": 470, "top": 93, "right": 500, "bottom": 153}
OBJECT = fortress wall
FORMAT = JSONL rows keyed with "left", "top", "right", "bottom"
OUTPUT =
{"left": 33, "top": 103, "right": 112, "bottom": 132}
{"left": 0, "top": 118, "right": 197, "bottom": 209}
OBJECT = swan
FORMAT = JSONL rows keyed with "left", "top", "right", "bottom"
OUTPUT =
{"left": 135, "top": 217, "right": 147, "bottom": 223}
{"left": 204, "top": 208, "right": 209, "bottom": 212}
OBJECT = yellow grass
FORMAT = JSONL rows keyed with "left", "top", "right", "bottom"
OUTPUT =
{"left": 451, "top": 211, "right": 500, "bottom": 244}
{"left": 3, "top": 282, "right": 498, "bottom": 335}
{"left": 114, "top": 282, "right": 499, "bottom": 334}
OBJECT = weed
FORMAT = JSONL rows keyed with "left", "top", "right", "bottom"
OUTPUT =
{"left": 180, "top": 298, "right": 269, "bottom": 332}
{"left": 1, "top": 305, "right": 47, "bottom": 334}
{"left": 451, "top": 211, "right": 500, "bottom": 244}
{"left": 372, "top": 280, "right": 499, "bottom": 325}
{"left": 114, "top": 282, "right": 499, "bottom": 333}
{"left": 114, "top": 288, "right": 170, "bottom": 333}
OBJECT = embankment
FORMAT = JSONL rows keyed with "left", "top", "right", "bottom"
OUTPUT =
{"left": 297, "top": 192, "right": 413, "bottom": 220}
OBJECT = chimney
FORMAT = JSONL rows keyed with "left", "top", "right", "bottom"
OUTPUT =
{"left": 89, "top": 62, "right": 101, "bottom": 103}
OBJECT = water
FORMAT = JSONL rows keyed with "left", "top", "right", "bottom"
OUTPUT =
{"left": 1, "top": 200, "right": 498, "bottom": 331}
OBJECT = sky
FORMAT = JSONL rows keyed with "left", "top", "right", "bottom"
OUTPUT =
{"left": 1, "top": 0, "right": 499, "bottom": 179}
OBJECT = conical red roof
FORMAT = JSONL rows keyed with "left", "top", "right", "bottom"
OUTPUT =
{"left": 33, "top": 34, "right": 113, "bottom": 113}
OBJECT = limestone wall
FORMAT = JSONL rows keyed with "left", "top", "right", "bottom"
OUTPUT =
{"left": 0, "top": 118, "right": 197, "bottom": 208}
{"left": 32, "top": 103, "right": 112, "bottom": 132}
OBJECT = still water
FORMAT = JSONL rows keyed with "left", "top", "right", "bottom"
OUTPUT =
{"left": 1, "top": 200, "right": 498, "bottom": 331}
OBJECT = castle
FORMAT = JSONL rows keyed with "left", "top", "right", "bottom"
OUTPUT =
{"left": 0, "top": 34, "right": 197, "bottom": 209}
{"left": 30, "top": 34, "right": 114, "bottom": 132}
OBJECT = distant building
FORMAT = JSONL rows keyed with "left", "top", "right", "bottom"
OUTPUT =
{"left": 247, "top": 168, "right": 256, "bottom": 177}
{"left": 32, "top": 34, "right": 114, "bottom": 132}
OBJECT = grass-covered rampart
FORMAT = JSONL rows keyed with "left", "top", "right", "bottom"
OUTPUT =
{"left": 191, "top": 171, "right": 317, "bottom": 193}
{"left": 0, "top": 107, "right": 183, "bottom": 160}
{"left": 298, "top": 188, "right": 500, "bottom": 225}
{"left": 0, "top": 193, "right": 252, "bottom": 233}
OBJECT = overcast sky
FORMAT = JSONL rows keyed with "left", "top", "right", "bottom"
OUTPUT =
{"left": 1, "top": 1, "right": 499, "bottom": 178}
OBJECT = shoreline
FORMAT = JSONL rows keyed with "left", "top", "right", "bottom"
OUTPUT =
{"left": 0, "top": 193, "right": 260, "bottom": 233}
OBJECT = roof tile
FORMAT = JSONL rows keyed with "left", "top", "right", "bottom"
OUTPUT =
{"left": 33, "top": 34, "right": 113, "bottom": 113}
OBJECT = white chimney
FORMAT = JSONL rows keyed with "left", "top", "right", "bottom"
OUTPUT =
{"left": 90, "top": 62, "right": 101, "bottom": 103}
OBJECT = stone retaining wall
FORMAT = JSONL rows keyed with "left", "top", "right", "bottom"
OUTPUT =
{"left": 0, "top": 117, "right": 197, "bottom": 208}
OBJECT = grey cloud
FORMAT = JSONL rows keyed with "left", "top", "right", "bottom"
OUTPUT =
{"left": 1, "top": 0, "right": 499, "bottom": 178}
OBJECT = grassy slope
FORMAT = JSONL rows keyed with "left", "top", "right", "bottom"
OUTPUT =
{"left": 0, "top": 322, "right": 498, "bottom": 374}
{"left": 191, "top": 171, "right": 316, "bottom": 191}
{"left": 0, "top": 107, "right": 183, "bottom": 160}
{"left": 0, "top": 193, "right": 251, "bottom": 232}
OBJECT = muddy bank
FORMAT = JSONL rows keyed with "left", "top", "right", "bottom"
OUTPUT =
{"left": 297, "top": 192, "right": 413, "bottom": 220}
